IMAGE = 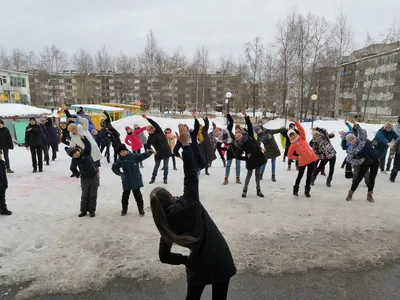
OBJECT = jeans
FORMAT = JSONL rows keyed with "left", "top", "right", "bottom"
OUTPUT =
{"left": 186, "top": 279, "right": 230, "bottom": 300}
{"left": 390, "top": 154, "right": 400, "bottom": 181}
{"left": 244, "top": 167, "right": 261, "bottom": 190}
{"left": 295, "top": 162, "right": 316, "bottom": 193}
{"left": 30, "top": 146, "right": 43, "bottom": 170}
{"left": 152, "top": 157, "right": 169, "bottom": 180}
{"left": 225, "top": 159, "right": 240, "bottom": 177}
{"left": 314, "top": 156, "right": 336, "bottom": 179}
{"left": 2, "top": 148, "right": 10, "bottom": 169}
{"left": 351, "top": 160, "right": 379, "bottom": 192}
{"left": 260, "top": 157, "right": 276, "bottom": 175}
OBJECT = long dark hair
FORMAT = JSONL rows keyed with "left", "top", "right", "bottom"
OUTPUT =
{"left": 150, "top": 189, "right": 199, "bottom": 247}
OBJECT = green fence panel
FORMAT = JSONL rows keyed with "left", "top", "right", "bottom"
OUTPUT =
{"left": 14, "top": 119, "right": 29, "bottom": 145}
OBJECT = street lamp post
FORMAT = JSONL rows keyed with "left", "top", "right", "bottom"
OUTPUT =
{"left": 284, "top": 99, "right": 290, "bottom": 127}
{"left": 311, "top": 94, "right": 318, "bottom": 128}
{"left": 272, "top": 102, "right": 277, "bottom": 120}
{"left": 225, "top": 91, "right": 232, "bottom": 125}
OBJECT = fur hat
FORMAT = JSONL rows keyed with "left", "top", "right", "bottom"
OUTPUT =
{"left": 66, "top": 147, "right": 80, "bottom": 157}
{"left": 287, "top": 129, "right": 296, "bottom": 137}
{"left": 117, "top": 143, "right": 129, "bottom": 152}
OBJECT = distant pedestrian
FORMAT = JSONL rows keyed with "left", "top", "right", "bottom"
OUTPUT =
{"left": 0, "top": 149, "right": 12, "bottom": 215}
{"left": 0, "top": 120, "right": 14, "bottom": 173}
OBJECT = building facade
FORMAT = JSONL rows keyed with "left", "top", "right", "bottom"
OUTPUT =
{"left": 0, "top": 69, "right": 30, "bottom": 104}
{"left": 28, "top": 70, "right": 243, "bottom": 112}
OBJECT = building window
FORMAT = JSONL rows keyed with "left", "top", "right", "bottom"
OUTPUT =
{"left": 22, "top": 78, "right": 26, "bottom": 87}
{"left": 65, "top": 79, "right": 72, "bottom": 84}
{"left": 66, "top": 86, "right": 72, "bottom": 90}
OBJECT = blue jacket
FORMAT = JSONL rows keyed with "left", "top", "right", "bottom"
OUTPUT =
{"left": 373, "top": 127, "right": 398, "bottom": 153}
{"left": 112, "top": 150, "right": 152, "bottom": 190}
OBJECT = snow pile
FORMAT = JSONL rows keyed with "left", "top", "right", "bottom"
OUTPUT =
{"left": 1, "top": 116, "right": 400, "bottom": 299}
{"left": 0, "top": 104, "right": 52, "bottom": 117}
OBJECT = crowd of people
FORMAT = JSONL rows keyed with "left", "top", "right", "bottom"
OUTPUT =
{"left": 1, "top": 107, "right": 400, "bottom": 299}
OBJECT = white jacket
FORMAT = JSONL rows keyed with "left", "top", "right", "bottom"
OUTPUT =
{"left": 70, "top": 116, "right": 103, "bottom": 162}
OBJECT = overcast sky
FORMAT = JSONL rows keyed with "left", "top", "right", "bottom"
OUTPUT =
{"left": 2, "top": 0, "right": 399, "bottom": 60}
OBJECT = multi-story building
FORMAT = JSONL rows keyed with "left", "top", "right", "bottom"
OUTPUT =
{"left": 0, "top": 69, "right": 30, "bottom": 104}
{"left": 316, "top": 44, "right": 400, "bottom": 118}
{"left": 28, "top": 70, "right": 243, "bottom": 112}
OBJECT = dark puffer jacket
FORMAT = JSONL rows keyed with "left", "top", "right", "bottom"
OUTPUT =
{"left": 25, "top": 123, "right": 42, "bottom": 147}
{"left": 0, "top": 124, "right": 13, "bottom": 150}
{"left": 0, "top": 159, "right": 8, "bottom": 190}
{"left": 102, "top": 111, "right": 121, "bottom": 145}
{"left": 70, "top": 137, "right": 98, "bottom": 179}
{"left": 45, "top": 118, "right": 59, "bottom": 145}
{"left": 147, "top": 118, "right": 171, "bottom": 161}
{"left": 158, "top": 146, "right": 236, "bottom": 286}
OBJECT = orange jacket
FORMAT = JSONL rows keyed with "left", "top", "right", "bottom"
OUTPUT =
{"left": 287, "top": 122, "right": 318, "bottom": 167}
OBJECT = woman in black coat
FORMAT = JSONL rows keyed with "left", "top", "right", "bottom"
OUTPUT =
{"left": 45, "top": 117, "right": 59, "bottom": 161}
{"left": 0, "top": 120, "right": 14, "bottom": 173}
{"left": 25, "top": 118, "right": 44, "bottom": 173}
{"left": 174, "top": 113, "right": 206, "bottom": 179}
{"left": 235, "top": 111, "right": 266, "bottom": 198}
{"left": 101, "top": 110, "right": 121, "bottom": 163}
{"left": 150, "top": 124, "right": 236, "bottom": 300}
{"left": 197, "top": 117, "right": 217, "bottom": 175}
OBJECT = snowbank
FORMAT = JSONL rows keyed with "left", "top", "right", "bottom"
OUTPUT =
{"left": 0, "top": 104, "right": 52, "bottom": 117}
{"left": 1, "top": 116, "right": 399, "bottom": 300}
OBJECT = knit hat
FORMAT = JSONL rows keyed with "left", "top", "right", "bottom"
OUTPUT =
{"left": 117, "top": 143, "right": 129, "bottom": 152}
{"left": 66, "top": 147, "right": 80, "bottom": 157}
{"left": 125, "top": 126, "right": 132, "bottom": 131}
{"left": 288, "top": 123, "right": 295, "bottom": 128}
{"left": 29, "top": 117, "right": 36, "bottom": 122}
{"left": 345, "top": 133, "right": 356, "bottom": 142}
{"left": 0, "top": 120, "right": 4, "bottom": 125}
{"left": 257, "top": 120, "right": 263, "bottom": 126}
{"left": 287, "top": 129, "right": 296, "bottom": 137}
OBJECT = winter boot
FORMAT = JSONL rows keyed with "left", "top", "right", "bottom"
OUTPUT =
{"left": 241, "top": 188, "right": 247, "bottom": 198}
{"left": 326, "top": 176, "right": 332, "bottom": 187}
{"left": 305, "top": 185, "right": 311, "bottom": 198}
{"left": 271, "top": 174, "right": 276, "bottom": 182}
{"left": 346, "top": 190, "right": 354, "bottom": 201}
{"left": 293, "top": 185, "right": 299, "bottom": 197}
{"left": 310, "top": 176, "right": 316, "bottom": 186}
{"left": 121, "top": 206, "right": 128, "bottom": 216}
{"left": 90, "top": 212, "right": 96, "bottom": 218}
{"left": 163, "top": 178, "right": 168, "bottom": 184}
{"left": 367, "top": 191, "right": 374, "bottom": 203}
{"left": 0, "top": 206, "right": 12, "bottom": 215}
{"left": 6, "top": 168, "right": 14, "bottom": 174}
{"left": 39, "top": 167, "right": 43, "bottom": 173}
{"left": 390, "top": 177, "right": 395, "bottom": 182}
{"left": 149, "top": 178, "right": 155, "bottom": 184}
{"left": 78, "top": 212, "right": 87, "bottom": 217}
{"left": 205, "top": 169, "right": 210, "bottom": 176}
{"left": 46, "top": 161, "right": 50, "bottom": 166}
{"left": 222, "top": 158, "right": 226, "bottom": 167}
{"left": 236, "top": 176, "right": 241, "bottom": 184}
{"left": 223, "top": 176, "right": 229, "bottom": 185}
{"left": 257, "top": 189, "right": 264, "bottom": 198}
{"left": 287, "top": 164, "right": 291, "bottom": 171}
{"left": 32, "top": 169, "right": 37, "bottom": 173}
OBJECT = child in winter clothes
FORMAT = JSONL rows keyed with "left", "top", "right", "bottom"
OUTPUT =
{"left": 389, "top": 138, "right": 400, "bottom": 182}
{"left": 112, "top": 144, "right": 154, "bottom": 216}
{"left": 67, "top": 136, "right": 99, "bottom": 217}
{"left": 0, "top": 150, "right": 11, "bottom": 215}
{"left": 164, "top": 128, "right": 178, "bottom": 170}
{"left": 287, "top": 117, "right": 318, "bottom": 197}
{"left": 134, "top": 124, "right": 148, "bottom": 151}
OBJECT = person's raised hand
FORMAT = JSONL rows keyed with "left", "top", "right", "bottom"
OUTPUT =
{"left": 178, "top": 124, "right": 190, "bottom": 145}
{"left": 288, "top": 116, "right": 296, "bottom": 123}
{"left": 142, "top": 114, "right": 148, "bottom": 119}
{"left": 242, "top": 108, "right": 247, "bottom": 117}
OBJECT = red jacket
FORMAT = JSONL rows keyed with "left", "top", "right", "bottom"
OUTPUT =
{"left": 125, "top": 126, "right": 146, "bottom": 152}
{"left": 287, "top": 122, "right": 318, "bottom": 167}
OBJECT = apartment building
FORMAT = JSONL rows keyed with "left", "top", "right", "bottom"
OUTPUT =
{"left": 29, "top": 70, "right": 243, "bottom": 112}
{"left": 0, "top": 69, "right": 30, "bottom": 103}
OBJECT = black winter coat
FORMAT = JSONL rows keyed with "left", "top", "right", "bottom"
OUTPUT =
{"left": 147, "top": 118, "right": 171, "bottom": 161}
{"left": 0, "top": 159, "right": 8, "bottom": 190}
{"left": 158, "top": 146, "right": 236, "bottom": 286}
{"left": 61, "top": 127, "right": 70, "bottom": 145}
{"left": 0, "top": 127, "right": 13, "bottom": 150}
{"left": 70, "top": 137, "right": 98, "bottom": 179}
{"left": 235, "top": 116, "right": 266, "bottom": 170}
{"left": 39, "top": 124, "right": 50, "bottom": 146}
{"left": 44, "top": 118, "right": 59, "bottom": 144}
{"left": 174, "top": 119, "right": 206, "bottom": 171}
{"left": 25, "top": 124, "right": 42, "bottom": 147}
{"left": 99, "top": 128, "right": 112, "bottom": 147}
{"left": 112, "top": 150, "right": 151, "bottom": 190}
{"left": 198, "top": 118, "right": 217, "bottom": 164}
{"left": 102, "top": 111, "right": 121, "bottom": 145}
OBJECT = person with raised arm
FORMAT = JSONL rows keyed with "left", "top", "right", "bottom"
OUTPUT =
{"left": 150, "top": 124, "right": 236, "bottom": 300}
{"left": 142, "top": 114, "right": 171, "bottom": 184}
{"left": 198, "top": 116, "right": 217, "bottom": 175}
{"left": 345, "top": 117, "right": 380, "bottom": 202}
{"left": 287, "top": 116, "right": 318, "bottom": 198}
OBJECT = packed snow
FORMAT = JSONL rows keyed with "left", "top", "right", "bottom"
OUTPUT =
{"left": 0, "top": 104, "right": 51, "bottom": 117}
{"left": 1, "top": 116, "right": 400, "bottom": 300}
{"left": 70, "top": 104, "right": 125, "bottom": 112}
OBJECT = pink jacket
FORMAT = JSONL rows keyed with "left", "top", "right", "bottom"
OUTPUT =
{"left": 125, "top": 126, "right": 147, "bottom": 151}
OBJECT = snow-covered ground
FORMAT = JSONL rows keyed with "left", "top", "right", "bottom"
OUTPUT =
{"left": 0, "top": 104, "right": 51, "bottom": 117}
{"left": 1, "top": 116, "right": 400, "bottom": 300}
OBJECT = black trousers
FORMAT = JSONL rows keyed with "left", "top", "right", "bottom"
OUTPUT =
{"left": 390, "top": 154, "right": 400, "bottom": 180}
{"left": 351, "top": 160, "right": 379, "bottom": 192}
{"left": 121, "top": 189, "right": 144, "bottom": 212}
{"left": 48, "top": 142, "right": 58, "bottom": 160}
{"left": 186, "top": 279, "right": 230, "bottom": 300}
{"left": 0, "top": 189, "right": 6, "bottom": 209}
{"left": 42, "top": 145, "right": 50, "bottom": 163}
{"left": 295, "top": 162, "right": 316, "bottom": 193}
{"left": 100, "top": 144, "right": 110, "bottom": 162}
{"left": 81, "top": 176, "right": 98, "bottom": 213}
{"left": 2, "top": 148, "right": 10, "bottom": 169}
{"left": 314, "top": 156, "right": 336, "bottom": 179}
{"left": 112, "top": 144, "right": 119, "bottom": 163}
{"left": 30, "top": 146, "right": 43, "bottom": 170}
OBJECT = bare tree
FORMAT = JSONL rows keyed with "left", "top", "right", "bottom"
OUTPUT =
{"left": 39, "top": 45, "right": 69, "bottom": 106}
{"left": 72, "top": 49, "right": 94, "bottom": 103}
{"left": 95, "top": 46, "right": 114, "bottom": 72}
{"left": 195, "top": 46, "right": 211, "bottom": 112}
{"left": 10, "top": 48, "right": 27, "bottom": 71}
{"left": 245, "top": 36, "right": 264, "bottom": 116}
{"left": 0, "top": 48, "right": 11, "bottom": 69}
{"left": 115, "top": 52, "right": 136, "bottom": 103}
{"left": 331, "top": 9, "right": 355, "bottom": 117}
